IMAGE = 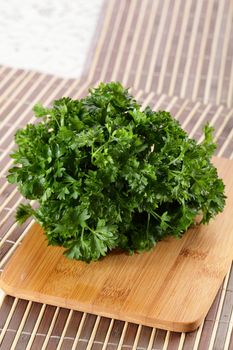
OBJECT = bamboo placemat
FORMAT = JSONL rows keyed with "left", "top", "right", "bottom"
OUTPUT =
{"left": 85, "top": 0, "right": 233, "bottom": 108}
{"left": 1, "top": 0, "right": 233, "bottom": 348}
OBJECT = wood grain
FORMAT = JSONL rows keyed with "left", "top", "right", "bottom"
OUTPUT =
{"left": 1, "top": 157, "right": 233, "bottom": 332}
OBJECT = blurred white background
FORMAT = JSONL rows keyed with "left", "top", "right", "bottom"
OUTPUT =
{"left": 0, "top": 0, "right": 103, "bottom": 77}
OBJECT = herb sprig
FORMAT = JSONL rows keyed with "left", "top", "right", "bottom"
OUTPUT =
{"left": 8, "top": 82, "right": 226, "bottom": 262}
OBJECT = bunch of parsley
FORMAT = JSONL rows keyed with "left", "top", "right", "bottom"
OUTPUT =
{"left": 8, "top": 82, "right": 226, "bottom": 262}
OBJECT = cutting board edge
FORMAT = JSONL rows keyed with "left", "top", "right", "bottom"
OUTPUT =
{"left": 0, "top": 275, "right": 205, "bottom": 332}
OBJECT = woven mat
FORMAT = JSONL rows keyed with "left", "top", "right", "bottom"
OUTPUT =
{"left": 1, "top": 0, "right": 233, "bottom": 348}
{"left": 87, "top": 0, "right": 233, "bottom": 108}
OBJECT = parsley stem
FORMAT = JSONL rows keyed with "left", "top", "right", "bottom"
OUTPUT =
{"left": 150, "top": 210, "right": 161, "bottom": 220}
{"left": 86, "top": 225, "right": 95, "bottom": 234}
{"left": 150, "top": 210, "right": 173, "bottom": 229}
{"left": 91, "top": 139, "right": 112, "bottom": 160}
{"left": 81, "top": 227, "right": 84, "bottom": 241}
{"left": 53, "top": 115, "right": 60, "bottom": 128}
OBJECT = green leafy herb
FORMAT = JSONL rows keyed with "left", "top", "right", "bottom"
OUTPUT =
{"left": 8, "top": 82, "right": 226, "bottom": 262}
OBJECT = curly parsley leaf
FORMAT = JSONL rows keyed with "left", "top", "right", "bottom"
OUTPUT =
{"left": 8, "top": 82, "right": 226, "bottom": 262}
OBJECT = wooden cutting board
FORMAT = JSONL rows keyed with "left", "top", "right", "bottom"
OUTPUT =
{"left": 1, "top": 157, "right": 233, "bottom": 332}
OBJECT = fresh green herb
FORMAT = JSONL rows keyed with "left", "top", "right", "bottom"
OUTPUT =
{"left": 8, "top": 82, "right": 226, "bottom": 262}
